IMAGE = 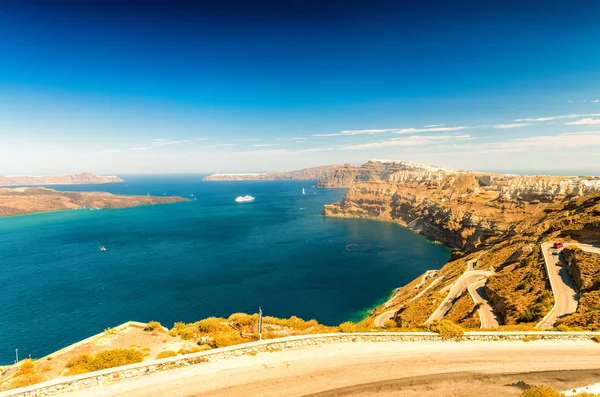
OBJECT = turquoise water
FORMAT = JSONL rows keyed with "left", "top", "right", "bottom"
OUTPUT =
{"left": 0, "top": 175, "right": 451, "bottom": 363}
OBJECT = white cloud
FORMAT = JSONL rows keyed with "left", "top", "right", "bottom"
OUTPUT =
{"left": 152, "top": 139, "right": 190, "bottom": 147}
{"left": 515, "top": 113, "right": 600, "bottom": 122}
{"left": 312, "top": 133, "right": 342, "bottom": 137}
{"left": 564, "top": 118, "right": 600, "bottom": 126}
{"left": 568, "top": 100, "right": 574, "bottom": 103}
{"left": 195, "top": 138, "right": 209, "bottom": 141}
{"left": 253, "top": 144, "right": 279, "bottom": 147}
{"left": 339, "top": 129, "right": 395, "bottom": 135}
{"left": 491, "top": 123, "right": 531, "bottom": 129}
{"left": 131, "top": 146, "right": 150, "bottom": 151}
{"left": 341, "top": 135, "right": 472, "bottom": 150}
{"left": 335, "top": 126, "right": 469, "bottom": 136}
{"left": 454, "top": 131, "right": 600, "bottom": 154}
{"left": 236, "top": 138, "right": 262, "bottom": 142}
{"left": 199, "top": 143, "right": 236, "bottom": 148}
{"left": 423, "top": 124, "right": 445, "bottom": 128}
{"left": 276, "top": 137, "right": 306, "bottom": 140}
{"left": 594, "top": 100, "right": 600, "bottom": 103}
{"left": 100, "top": 149, "right": 120, "bottom": 153}
{"left": 393, "top": 126, "right": 469, "bottom": 134}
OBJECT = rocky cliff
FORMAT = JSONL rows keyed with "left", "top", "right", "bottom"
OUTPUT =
{"left": 325, "top": 160, "right": 600, "bottom": 250}
{"left": 0, "top": 188, "right": 188, "bottom": 217}
{"left": 204, "top": 164, "right": 351, "bottom": 183}
{"left": 329, "top": 161, "right": 600, "bottom": 329}
{"left": 0, "top": 173, "right": 122, "bottom": 187}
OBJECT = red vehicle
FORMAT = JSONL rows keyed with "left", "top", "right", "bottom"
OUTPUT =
{"left": 553, "top": 242, "right": 563, "bottom": 249}
{"left": 556, "top": 262, "right": 563, "bottom": 267}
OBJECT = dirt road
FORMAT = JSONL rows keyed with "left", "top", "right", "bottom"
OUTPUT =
{"left": 537, "top": 243, "right": 579, "bottom": 329}
{"left": 426, "top": 259, "right": 493, "bottom": 323}
{"left": 468, "top": 279, "right": 501, "bottom": 328}
{"left": 69, "top": 340, "right": 600, "bottom": 397}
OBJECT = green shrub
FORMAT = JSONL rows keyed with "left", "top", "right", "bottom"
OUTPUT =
{"left": 555, "top": 324, "right": 571, "bottom": 332}
{"left": 519, "top": 386, "right": 563, "bottom": 396}
{"left": 197, "top": 317, "right": 227, "bottom": 333}
{"left": 86, "top": 349, "right": 143, "bottom": 372}
{"left": 422, "top": 320, "right": 464, "bottom": 340}
{"left": 592, "top": 335, "right": 600, "bottom": 343}
{"left": 156, "top": 350, "right": 177, "bottom": 359}
{"left": 18, "top": 359, "right": 36, "bottom": 375}
{"left": 383, "top": 319, "right": 397, "bottom": 329}
{"left": 339, "top": 321, "right": 357, "bottom": 333}
{"left": 8, "top": 373, "right": 45, "bottom": 390}
{"left": 144, "top": 321, "right": 163, "bottom": 332}
{"left": 228, "top": 313, "right": 257, "bottom": 326}
{"left": 65, "top": 353, "right": 92, "bottom": 375}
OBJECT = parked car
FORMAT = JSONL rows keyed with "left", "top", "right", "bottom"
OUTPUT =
{"left": 556, "top": 262, "right": 563, "bottom": 267}
{"left": 552, "top": 250, "right": 559, "bottom": 255}
{"left": 553, "top": 242, "right": 564, "bottom": 249}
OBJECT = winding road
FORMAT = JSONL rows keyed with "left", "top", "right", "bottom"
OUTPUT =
{"left": 468, "top": 279, "right": 501, "bottom": 328}
{"left": 426, "top": 259, "right": 493, "bottom": 324}
{"left": 537, "top": 242, "right": 600, "bottom": 329}
{"left": 67, "top": 339, "right": 600, "bottom": 397}
{"left": 374, "top": 274, "right": 442, "bottom": 327}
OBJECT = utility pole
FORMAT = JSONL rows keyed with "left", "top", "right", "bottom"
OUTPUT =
{"left": 258, "top": 307, "right": 263, "bottom": 341}
{"left": 15, "top": 349, "right": 18, "bottom": 364}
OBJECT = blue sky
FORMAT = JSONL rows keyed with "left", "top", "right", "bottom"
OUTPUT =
{"left": 1, "top": 0, "right": 600, "bottom": 174}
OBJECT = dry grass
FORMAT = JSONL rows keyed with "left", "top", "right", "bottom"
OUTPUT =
{"left": 445, "top": 292, "right": 480, "bottom": 329}
{"left": 485, "top": 246, "right": 553, "bottom": 325}
{"left": 421, "top": 320, "right": 464, "bottom": 340}
{"left": 65, "top": 349, "right": 144, "bottom": 375}
{"left": 520, "top": 385, "right": 600, "bottom": 396}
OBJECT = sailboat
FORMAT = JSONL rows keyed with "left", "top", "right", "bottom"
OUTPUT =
{"left": 302, "top": 187, "right": 306, "bottom": 195}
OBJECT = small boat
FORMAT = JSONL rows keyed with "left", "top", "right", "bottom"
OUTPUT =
{"left": 235, "top": 195, "right": 255, "bottom": 203}
{"left": 100, "top": 246, "right": 107, "bottom": 251}
{"left": 190, "top": 193, "right": 195, "bottom": 197}
{"left": 302, "top": 188, "right": 306, "bottom": 195}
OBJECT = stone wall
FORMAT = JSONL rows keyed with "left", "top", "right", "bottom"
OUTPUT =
{"left": 2, "top": 331, "right": 599, "bottom": 397}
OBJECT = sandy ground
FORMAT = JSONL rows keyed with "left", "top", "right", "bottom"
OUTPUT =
{"left": 69, "top": 339, "right": 600, "bottom": 397}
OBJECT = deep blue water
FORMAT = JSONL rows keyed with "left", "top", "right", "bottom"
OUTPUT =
{"left": 0, "top": 175, "right": 451, "bottom": 364}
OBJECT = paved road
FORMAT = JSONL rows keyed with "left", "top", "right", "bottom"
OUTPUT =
{"left": 537, "top": 243, "right": 580, "bottom": 329}
{"left": 426, "top": 259, "right": 493, "bottom": 323}
{"left": 468, "top": 279, "right": 501, "bottom": 328}
{"left": 374, "top": 276, "right": 442, "bottom": 327}
{"left": 69, "top": 340, "right": 600, "bottom": 397}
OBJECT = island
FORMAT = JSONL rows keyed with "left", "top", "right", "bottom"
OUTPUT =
{"left": 204, "top": 164, "right": 356, "bottom": 184}
{"left": 0, "top": 187, "right": 188, "bottom": 217}
{"left": 0, "top": 172, "right": 123, "bottom": 187}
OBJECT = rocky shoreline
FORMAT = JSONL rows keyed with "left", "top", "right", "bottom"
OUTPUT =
{"left": 0, "top": 187, "right": 188, "bottom": 217}
{"left": 320, "top": 160, "right": 600, "bottom": 328}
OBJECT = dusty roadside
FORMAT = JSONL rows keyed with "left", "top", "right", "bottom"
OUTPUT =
{"left": 68, "top": 340, "right": 600, "bottom": 397}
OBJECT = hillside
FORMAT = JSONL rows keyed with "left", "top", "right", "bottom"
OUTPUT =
{"left": 204, "top": 164, "right": 354, "bottom": 185}
{"left": 323, "top": 160, "right": 600, "bottom": 328}
{"left": 0, "top": 173, "right": 122, "bottom": 186}
{"left": 0, "top": 187, "right": 188, "bottom": 217}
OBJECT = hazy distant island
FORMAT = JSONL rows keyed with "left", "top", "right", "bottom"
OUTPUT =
{"left": 0, "top": 172, "right": 123, "bottom": 187}
{"left": 0, "top": 187, "right": 188, "bottom": 217}
{"left": 204, "top": 164, "right": 358, "bottom": 186}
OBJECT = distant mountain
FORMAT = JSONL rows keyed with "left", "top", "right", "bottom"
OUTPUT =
{"left": 204, "top": 164, "right": 352, "bottom": 183}
{"left": 0, "top": 173, "right": 123, "bottom": 187}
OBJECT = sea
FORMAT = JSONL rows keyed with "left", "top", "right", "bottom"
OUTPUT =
{"left": 0, "top": 175, "right": 451, "bottom": 364}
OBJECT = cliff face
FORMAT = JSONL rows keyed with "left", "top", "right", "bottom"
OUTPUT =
{"left": 0, "top": 173, "right": 122, "bottom": 187}
{"left": 324, "top": 160, "right": 600, "bottom": 250}
{"left": 316, "top": 165, "right": 361, "bottom": 188}
{"left": 204, "top": 164, "right": 349, "bottom": 182}
{"left": 0, "top": 187, "right": 188, "bottom": 217}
